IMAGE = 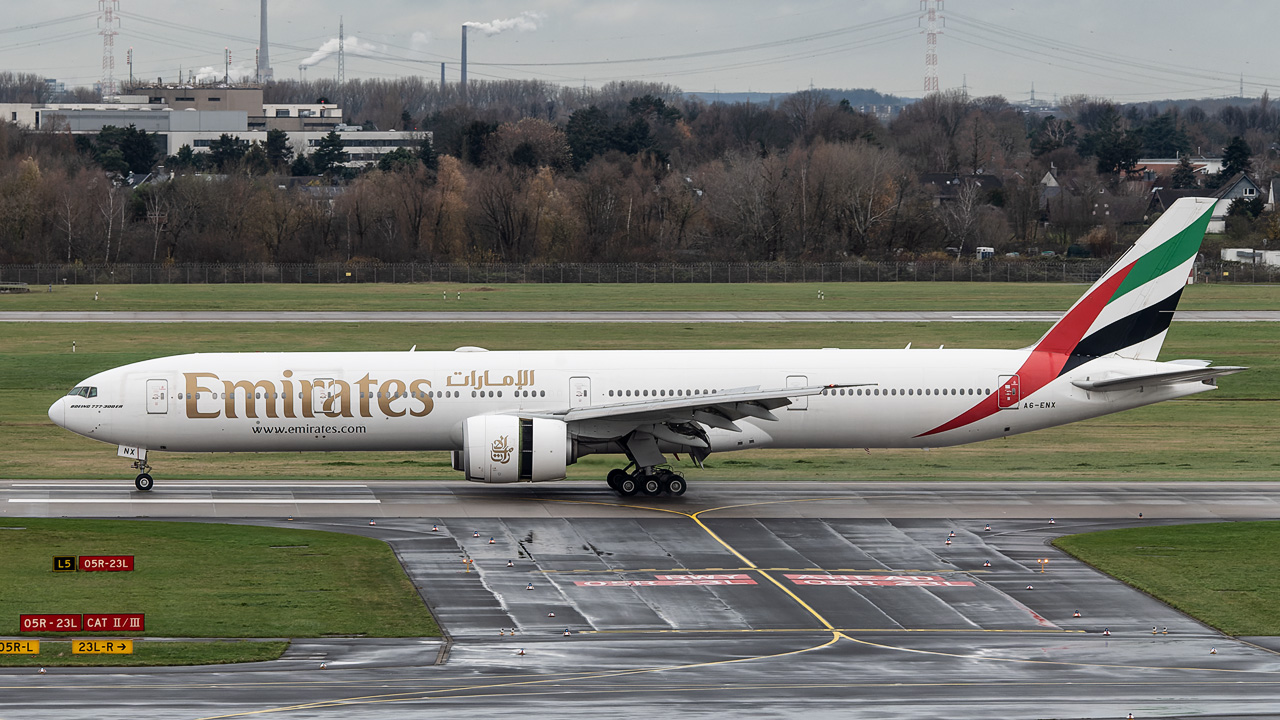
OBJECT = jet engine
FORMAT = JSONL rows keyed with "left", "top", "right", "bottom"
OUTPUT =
{"left": 454, "top": 415, "right": 574, "bottom": 483}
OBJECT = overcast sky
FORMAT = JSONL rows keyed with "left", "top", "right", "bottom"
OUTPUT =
{"left": 4, "top": 1, "right": 1276, "bottom": 102}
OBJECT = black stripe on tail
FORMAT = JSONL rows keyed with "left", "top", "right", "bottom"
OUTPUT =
{"left": 1059, "top": 288, "right": 1183, "bottom": 376}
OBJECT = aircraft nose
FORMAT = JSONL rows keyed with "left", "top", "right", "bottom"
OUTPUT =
{"left": 48, "top": 397, "right": 65, "bottom": 428}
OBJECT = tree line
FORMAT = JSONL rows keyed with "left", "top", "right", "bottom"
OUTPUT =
{"left": 1, "top": 78, "right": 1278, "bottom": 265}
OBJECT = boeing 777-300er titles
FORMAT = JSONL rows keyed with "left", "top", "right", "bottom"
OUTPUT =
{"left": 50, "top": 197, "right": 1243, "bottom": 496}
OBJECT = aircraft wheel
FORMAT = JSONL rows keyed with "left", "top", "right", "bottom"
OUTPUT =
{"left": 664, "top": 475, "right": 687, "bottom": 496}
{"left": 617, "top": 477, "right": 639, "bottom": 497}
{"left": 606, "top": 469, "right": 628, "bottom": 491}
{"left": 641, "top": 477, "right": 663, "bottom": 496}
{"left": 134, "top": 473, "right": 154, "bottom": 492}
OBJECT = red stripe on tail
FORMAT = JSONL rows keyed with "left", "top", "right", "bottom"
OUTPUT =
{"left": 915, "top": 263, "right": 1134, "bottom": 438}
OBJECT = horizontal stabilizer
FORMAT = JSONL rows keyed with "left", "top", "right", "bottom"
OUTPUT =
{"left": 1072, "top": 365, "right": 1247, "bottom": 393}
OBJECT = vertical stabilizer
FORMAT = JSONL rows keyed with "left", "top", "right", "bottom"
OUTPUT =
{"left": 1033, "top": 196, "right": 1215, "bottom": 369}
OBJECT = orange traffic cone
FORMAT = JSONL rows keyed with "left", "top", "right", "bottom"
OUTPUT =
{"left": 1103, "top": 628, "right": 1111, "bottom": 636}
{"left": 319, "top": 662, "right": 327, "bottom": 670}
{"left": 369, "top": 520, "right": 376, "bottom": 526}
{"left": 526, "top": 582, "right": 535, "bottom": 590}
{"left": 431, "top": 524, "right": 438, "bottom": 532}
{"left": 38, "top": 667, "right": 45, "bottom": 674}
{"left": 548, "top": 612, "right": 556, "bottom": 617}
{"left": 1026, "top": 584, "right": 1034, "bottom": 590}
{"left": 563, "top": 628, "right": 571, "bottom": 636}
{"left": 948, "top": 531, "right": 956, "bottom": 538}
{"left": 1049, "top": 518, "right": 1056, "bottom": 525}
{"left": 473, "top": 531, "right": 480, "bottom": 538}
{"left": 517, "top": 648, "right": 525, "bottom": 656}
{"left": 507, "top": 560, "right": 514, "bottom": 567}
{"left": 982, "top": 560, "right": 991, "bottom": 567}
{"left": 1073, "top": 610, "right": 1081, "bottom": 618}
{"left": 1152, "top": 626, "right": 1158, "bottom": 635}
{"left": 1210, "top": 647, "right": 1217, "bottom": 655}
{"left": 945, "top": 539, "right": 952, "bottom": 546}
{"left": 984, "top": 524, "right": 991, "bottom": 531}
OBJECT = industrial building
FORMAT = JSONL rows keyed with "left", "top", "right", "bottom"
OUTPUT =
{"left": 0, "top": 85, "right": 427, "bottom": 168}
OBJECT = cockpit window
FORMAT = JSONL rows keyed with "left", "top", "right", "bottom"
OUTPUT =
{"left": 66, "top": 386, "right": 97, "bottom": 398}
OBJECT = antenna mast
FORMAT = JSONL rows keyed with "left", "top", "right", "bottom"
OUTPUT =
{"left": 920, "top": 0, "right": 943, "bottom": 94}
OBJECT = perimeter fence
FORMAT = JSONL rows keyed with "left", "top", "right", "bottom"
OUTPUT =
{"left": 1, "top": 260, "right": 1276, "bottom": 285}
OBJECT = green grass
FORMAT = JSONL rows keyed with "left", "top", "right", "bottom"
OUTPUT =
{"left": 1054, "top": 522, "right": 1280, "bottom": 636}
{"left": 0, "top": 641, "right": 287, "bottom": 667}
{"left": 0, "top": 319, "right": 1272, "bottom": 482}
{"left": 3, "top": 281, "right": 1279, "bottom": 312}
{"left": 0, "top": 520, "right": 439, "bottom": 649}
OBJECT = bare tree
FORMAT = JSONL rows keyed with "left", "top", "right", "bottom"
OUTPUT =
{"left": 939, "top": 181, "right": 984, "bottom": 257}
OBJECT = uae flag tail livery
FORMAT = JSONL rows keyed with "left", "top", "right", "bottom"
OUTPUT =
{"left": 919, "top": 196, "right": 1243, "bottom": 439}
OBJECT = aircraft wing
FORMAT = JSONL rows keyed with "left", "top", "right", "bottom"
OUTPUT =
{"left": 1071, "top": 365, "right": 1247, "bottom": 393}
{"left": 543, "top": 384, "right": 859, "bottom": 432}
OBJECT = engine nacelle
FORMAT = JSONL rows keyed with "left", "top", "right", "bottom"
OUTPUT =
{"left": 457, "top": 415, "right": 572, "bottom": 483}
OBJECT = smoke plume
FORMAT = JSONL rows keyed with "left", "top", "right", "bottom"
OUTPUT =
{"left": 299, "top": 37, "right": 386, "bottom": 68}
{"left": 463, "top": 11, "right": 541, "bottom": 36}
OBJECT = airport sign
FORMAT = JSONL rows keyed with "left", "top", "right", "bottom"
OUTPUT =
{"left": 19, "top": 614, "right": 81, "bottom": 632}
{"left": 72, "top": 639, "right": 133, "bottom": 654}
{"left": 79, "top": 556, "right": 134, "bottom": 572}
{"left": 0, "top": 640, "right": 39, "bottom": 654}
{"left": 83, "top": 614, "right": 144, "bottom": 632}
{"left": 52, "top": 556, "right": 76, "bottom": 572}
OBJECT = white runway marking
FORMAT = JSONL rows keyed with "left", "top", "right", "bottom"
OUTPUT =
{"left": 11, "top": 483, "right": 371, "bottom": 488}
{"left": 8, "top": 498, "right": 381, "bottom": 504}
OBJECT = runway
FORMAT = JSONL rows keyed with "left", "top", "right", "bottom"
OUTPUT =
{"left": 3, "top": 310, "right": 1279, "bottom": 323}
{"left": 3, "top": 481, "right": 1279, "bottom": 718}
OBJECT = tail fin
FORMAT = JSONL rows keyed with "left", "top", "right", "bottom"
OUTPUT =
{"left": 1032, "top": 196, "right": 1214, "bottom": 371}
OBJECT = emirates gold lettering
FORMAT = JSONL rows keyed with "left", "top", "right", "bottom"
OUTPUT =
{"left": 184, "top": 372, "right": 434, "bottom": 420}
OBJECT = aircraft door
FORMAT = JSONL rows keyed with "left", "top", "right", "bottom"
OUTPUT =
{"left": 997, "top": 374, "right": 1021, "bottom": 409}
{"left": 146, "top": 379, "right": 168, "bottom": 414}
{"left": 787, "top": 375, "right": 808, "bottom": 411}
{"left": 569, "top": 376, "right": 591, "bottom": 408}
{"left": 313, "top": 378, "right": 334, "bottom": 414}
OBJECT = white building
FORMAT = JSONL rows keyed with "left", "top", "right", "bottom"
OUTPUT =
{"left": 0, "top": 86, "right": 429, "bottom": 168}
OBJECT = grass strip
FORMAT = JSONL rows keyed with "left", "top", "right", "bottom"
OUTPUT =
{"left": 0, "top": 519, "right": 439, "bottom": 640}
{"left": 1054, "top": 522, "right": 1280, "bottom": 636}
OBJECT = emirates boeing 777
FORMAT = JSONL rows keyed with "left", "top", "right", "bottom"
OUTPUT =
{"left": 49, "top": 197, "right": 1242, "bottom": 496}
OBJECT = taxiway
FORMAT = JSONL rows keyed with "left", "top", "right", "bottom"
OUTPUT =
{"left": 2, "top": 481, "right": 1278, "bottom": 719}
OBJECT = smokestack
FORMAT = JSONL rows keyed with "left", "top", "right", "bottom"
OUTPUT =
{"left": 460, "top": 25, "right": 468, "bottom": 103}
{"left": 440, "top": 62, "right": 446, "bottom": 88}
{"left": 258, "top": 0, "right": 273, "bottom": 80}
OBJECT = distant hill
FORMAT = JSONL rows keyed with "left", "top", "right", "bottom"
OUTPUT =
{"left": 684, "top": 88, "right": 913, "bottom": 107}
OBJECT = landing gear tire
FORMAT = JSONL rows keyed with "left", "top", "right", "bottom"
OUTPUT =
{"left": 663, "top": 475, "right": 687, "bottom": 496}
{"left": 616, "top": 477, "right": 639, "bottom": 496}
{"left": 134, "top": 473, "right": 154, "bottom": 492}
{"left": 606, "top": 469, "right": 629, "bottom": 492}
{"left": 641, "top": 476, "right": 663, "bottom": 496}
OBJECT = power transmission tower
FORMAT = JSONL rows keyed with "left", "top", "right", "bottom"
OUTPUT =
{"left": 98, "top": 0, "right": 120, "bottom": 97}
{"left": 919, "top": 0, "right": 944, "bottom": 94}
{"left": 337, "top": 16, "right": 345, "bottom": 86}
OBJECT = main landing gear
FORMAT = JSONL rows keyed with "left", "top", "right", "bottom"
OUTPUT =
{"left": 131, "top": 459, "right": 154, "bottom": 492}
{"left": 606, "top": 466, "right": 686, "bottom": 497}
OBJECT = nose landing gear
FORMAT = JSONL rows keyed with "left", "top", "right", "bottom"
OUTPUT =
{"left": 131, "top": 459, "right": 154, "bottom": 492}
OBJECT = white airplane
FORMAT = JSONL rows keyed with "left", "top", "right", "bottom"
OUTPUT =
{"left": 50, "top": 197, "right": 1242, "bottom": 496}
